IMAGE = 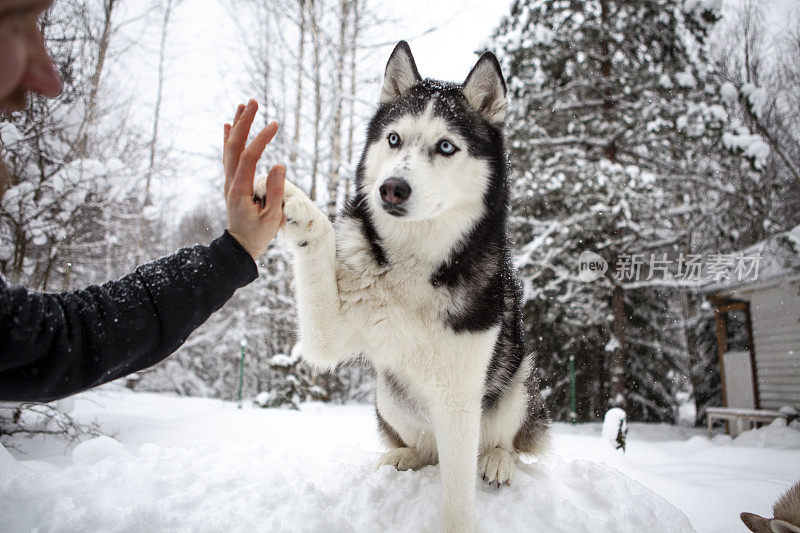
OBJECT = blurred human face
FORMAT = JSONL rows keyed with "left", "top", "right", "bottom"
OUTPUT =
{"left": 0, "top": 0, "right": 61, "bottom": 112}
{"left": 0, "top": 0, "right": 60, "bottom": 199}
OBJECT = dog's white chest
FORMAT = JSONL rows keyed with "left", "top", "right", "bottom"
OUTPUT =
{"left": 334, "top": 242, "right": 496, "bottom": 391}
{"left": 338, "top": 257, "right": 442, "bottom": 346}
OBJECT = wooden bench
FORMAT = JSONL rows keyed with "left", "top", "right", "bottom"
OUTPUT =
{"left": 706, "top": 407, "right": 786, "bottom": 437}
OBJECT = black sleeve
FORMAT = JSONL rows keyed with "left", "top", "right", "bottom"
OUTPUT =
{"left": 0, "top": 231, "right": 258, "bottom": 402}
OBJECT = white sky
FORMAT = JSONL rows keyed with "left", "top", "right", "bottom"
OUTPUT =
{"left": 114, "top": 0, "right": 512, "bottom": 214}
{"left": 112, "top": 0, "right": 795, "bottom": 216}
{"left": 390, "top": 0, "right": 513, "bottom": 81}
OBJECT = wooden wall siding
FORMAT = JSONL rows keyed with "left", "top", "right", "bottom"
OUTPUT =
{"left": 749, "top": 282, "right": 800, "bottom": 410}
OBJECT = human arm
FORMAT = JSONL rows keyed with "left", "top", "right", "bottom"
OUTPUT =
{"left": 0, "top": 101, "right": 285, "bottom": 402}
{"left": 0, "top": 231, "right": 256, "bottom": 402}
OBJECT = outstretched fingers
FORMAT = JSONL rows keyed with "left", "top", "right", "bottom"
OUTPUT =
{"left": 224, "top": 101, "right": 257, "bottom": 195}
{"left": 223, "top": 104, "right": 245, "bottom": 156}
{"left": 230, "top": 121, "right": 279, "bottom": 198}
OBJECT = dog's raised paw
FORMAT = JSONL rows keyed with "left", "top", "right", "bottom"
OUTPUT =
{"left": 281, "top": 181, "right": 329, "bottom": 247}
{"left": 479, "top": 447, "right": 515, "bottom": 487}
{"left": 252, "top": 173, "right": 268, "bottom": 208}
{"left": 377, "top": 447, "right": 432, "bottom": 472}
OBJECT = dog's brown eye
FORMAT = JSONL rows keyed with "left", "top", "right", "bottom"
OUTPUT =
{"left": 387, "top": 132, "right": 401, "bottom": 147}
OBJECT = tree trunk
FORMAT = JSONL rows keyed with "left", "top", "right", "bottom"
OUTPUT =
{"left": 258, "top": 1, "right": 271, "bottom": 126}
{"left": 77, "top": 0, "right": 117, "bottom": 158}
{"left": 681, "top": 291, "right": 700, "bottom": 423}
{"left": 309, "top": 0, "right": 321, "bottom": 202}
{"left": 327, "top": 0, "right": 349, "bottom": 219}
{"left": 138, "top": 0, "right": 173, "bottom": 265}
{"left": 290, "top": 0, "right": 306, "bottom": 168}
{"left": 344, "top": 0, "right": 359, "bottom": 204}
{"left": 601, "top": 0, "right": 626, "bottom": 409}
{"left": 610, "top": 284, "right": 627, "bottom": 408}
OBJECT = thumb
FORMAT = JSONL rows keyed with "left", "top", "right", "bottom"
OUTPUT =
{"left": 262, "top": 164, "right": 286, "bottom": 214}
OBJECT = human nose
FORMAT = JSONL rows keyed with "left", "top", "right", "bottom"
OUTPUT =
{"left": 21, "top": 30, "right": 62, "bottom": 98}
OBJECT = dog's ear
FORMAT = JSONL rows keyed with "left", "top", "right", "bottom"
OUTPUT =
{"left": 380, "top": 41, "right": 421, "bottom": 103}
{"left": 462, "top": 51, "right": 507, "bottom": 125}
{"left": 741, "top": 512, "right": 773, "bottom": 533}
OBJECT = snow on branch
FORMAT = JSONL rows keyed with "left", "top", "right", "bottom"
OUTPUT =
{"left": 0, "top": 402, "right": 102, "bottom": 449}
{"left": 722, "top": 128, "right": 770, "bottom": 169}
{"left": 525, "top": 136, "right": 613, "bottom": 149}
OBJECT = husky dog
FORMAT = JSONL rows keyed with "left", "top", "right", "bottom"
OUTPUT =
{"left": 742, "top": 482, "right": 800, "bottom": 533}
{"left": 260, "top": 41, "right": 550, "bottom": 532}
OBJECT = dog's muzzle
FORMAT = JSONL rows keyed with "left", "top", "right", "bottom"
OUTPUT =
{"left": 379, "top": 177, "right": 411, "bottom": 216}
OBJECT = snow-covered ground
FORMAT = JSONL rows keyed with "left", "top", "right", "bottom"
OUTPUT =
{"left": 2, "top": 387, "right": 798, "bottom": 533}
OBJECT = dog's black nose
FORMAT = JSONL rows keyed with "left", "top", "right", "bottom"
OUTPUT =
{"left": 379, "top": 177, "right": 411, "bottom": 206}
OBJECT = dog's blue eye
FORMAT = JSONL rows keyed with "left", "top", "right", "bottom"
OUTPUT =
{"left": 387, "top": 133, "right": 401, "bottom": 147}
{"left": 438, "top": 140, "right": 457, "bottom": 155}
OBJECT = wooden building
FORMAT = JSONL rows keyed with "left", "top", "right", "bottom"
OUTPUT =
{"left": 705, "top": 226, "right": 800, "bottom": 433}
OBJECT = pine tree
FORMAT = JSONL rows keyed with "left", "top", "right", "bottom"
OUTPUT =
{"left": 490, "top": 0, "right": 733, "bottom": 421}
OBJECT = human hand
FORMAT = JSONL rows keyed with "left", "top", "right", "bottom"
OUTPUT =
{"left": 223, "top": 100, "right": 285, "bottom": 261}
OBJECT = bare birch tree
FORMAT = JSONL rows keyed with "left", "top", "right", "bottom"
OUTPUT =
{"left": 308, "top": 0, "right": 322, "bottom": 202}
{"left": 326, "top": 0, "right": 350, "bottom": 219}
{"left": 291, "top": 0, "right": 306, "bottom": 168}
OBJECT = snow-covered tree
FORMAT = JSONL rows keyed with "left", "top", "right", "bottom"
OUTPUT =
{"left": 0, "top": 1, "right": 171, "bottom": 291}
{"left": 490, "top": 0, "right": 748, "bottom": 421}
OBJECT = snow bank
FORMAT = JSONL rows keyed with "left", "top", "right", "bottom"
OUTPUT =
{"left": 0, "top": 437, "right": 693, "bottom": 533}
{"left": 0, "top": 391, "right": 697, "bottom": 533}
{"left": 1, "top": 389, "right": 796, "bottom": 533}
{"left": 731, "top": 418, "right": 800, "bottom": 450}
{"left": 71, "top": 435, "right": 134, "bottom": 465}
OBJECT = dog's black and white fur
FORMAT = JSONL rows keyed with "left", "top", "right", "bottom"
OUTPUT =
{"left": 258, "top": 41, "right": 550, "bottom": 532}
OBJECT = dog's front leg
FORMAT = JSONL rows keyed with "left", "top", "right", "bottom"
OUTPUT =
{"left": 432, "top": 397, "right": 482, "bottom": 533}
{"left": 278, "top": 181, "right": 352, "bottom": 367}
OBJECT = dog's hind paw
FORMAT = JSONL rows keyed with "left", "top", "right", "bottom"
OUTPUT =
{"left": 479, "top": 447, "right": 515, "bottom": 487}
{"left": 377, "top": 447, "right": 432, "bottom": 472}
{"left": 281, "top": 181, "right": 330, "bottom": 248}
